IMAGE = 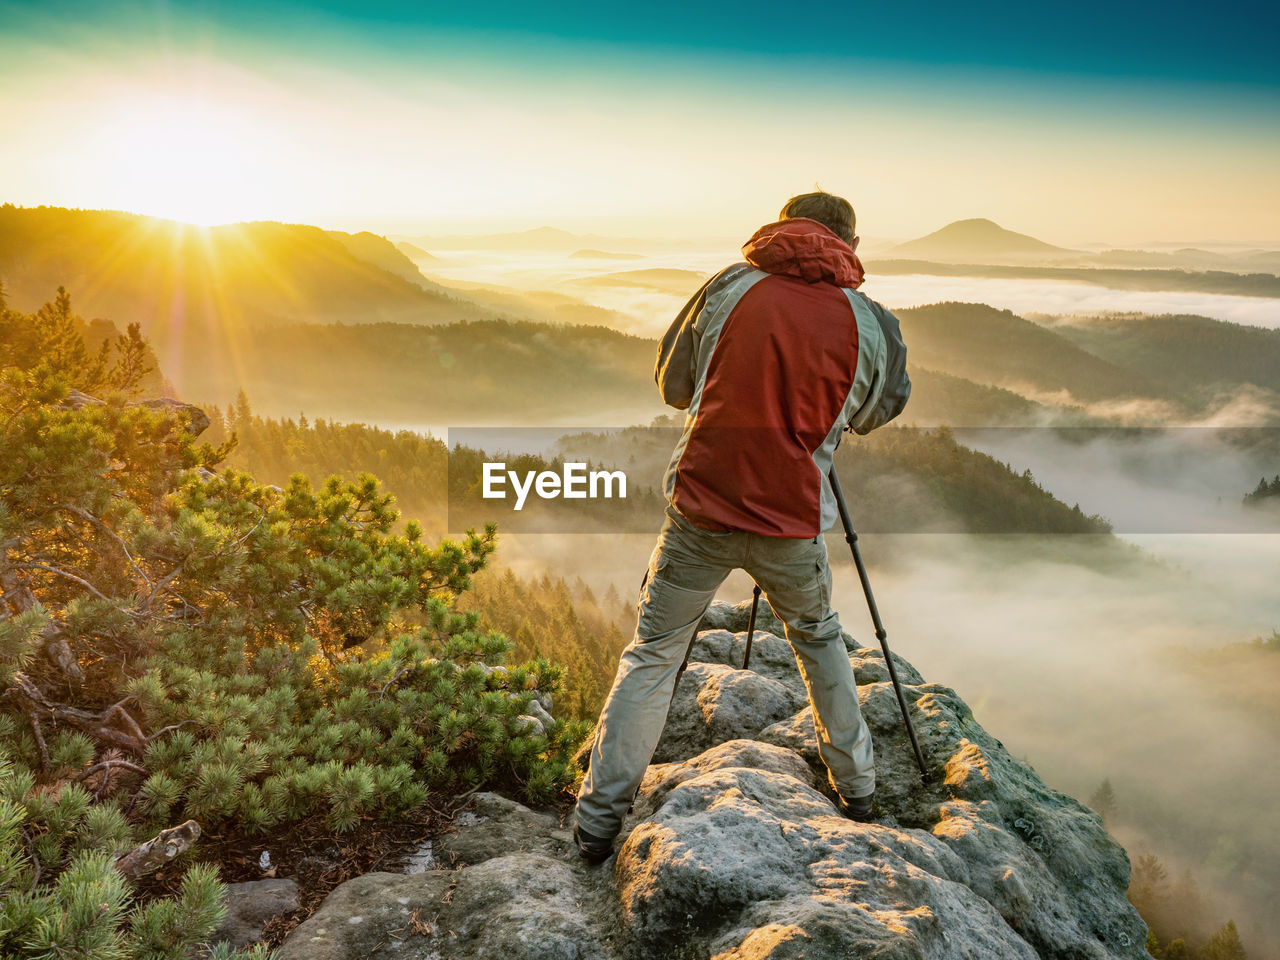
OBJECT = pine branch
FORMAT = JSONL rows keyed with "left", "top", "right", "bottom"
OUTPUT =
{"left": 73, "top": 758, "right": 149, "bottom": 798}
{"left": 138, "top": 558, "right": 187, "bottom": 614}
{"left": 9, "top": 561, "right": 116, "bottom": 605}
{"left": 231, "top": 505, "right": 268, "bottom": 547}
{"left": 0, "top": 543, "right": 86, "bottom": 681}
{"left": 52, "top": 503, "right": 153, "bottom": 587}
{"left": 146, "top": 719, "right": 197, "bottom": 743}
{"left": 8, "top": 673, "right": 148, "bottom": 756}
{"left": 27, "top": 709, "right": 50, "bottom": 771}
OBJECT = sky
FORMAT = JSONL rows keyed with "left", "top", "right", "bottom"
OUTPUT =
{"left": 1, "top": 0, "right": 1278, "bottom": 245}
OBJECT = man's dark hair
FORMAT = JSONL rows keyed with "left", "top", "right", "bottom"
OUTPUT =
{"left": 780, "top": 191, "right": 856, "bottom": 246}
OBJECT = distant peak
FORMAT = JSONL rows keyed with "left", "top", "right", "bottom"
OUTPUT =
{"left": 891, "top": 218, "right": 1070, "bottom": 259}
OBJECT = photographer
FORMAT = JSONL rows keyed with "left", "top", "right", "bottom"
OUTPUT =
{"left": 574, "top": 191, "right": 912, "bottom": 862}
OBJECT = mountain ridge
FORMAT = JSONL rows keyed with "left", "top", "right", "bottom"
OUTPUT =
{"left": 891, "top": 218, "right": 1077, "bottom": 262}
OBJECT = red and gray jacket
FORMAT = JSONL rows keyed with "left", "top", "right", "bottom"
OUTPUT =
{"left": 656, "top": 217, "right": 911, "bottom": 538}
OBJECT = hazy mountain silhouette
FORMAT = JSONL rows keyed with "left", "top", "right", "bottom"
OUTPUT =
{"left": 564, "top": 267, "right": 709, "bottom": 294}
{"left": 871, "top": 258, "right": 1280, "bottom": 297}
{"left": 891, "top": 218, "right": 1076, "bottom": 262}
{"left": 570, "top": 248, "right": 644, "bottom": 260}
{"left": 324, "top": 229, "right": 429, "bottom": 286}
{"left": 194, "top": 319, "right": 664, "bottom": 426}
{"left": 9, "top": 205, "right": 1274, "bottom": 430}
{"left": 395, "top": 241, "right": 436, "bottom": 260}
{"left": 401, "top": 225, "right": 693, "bottom": 252}
{"left": 1062, "top": 246, "right": 1280, "bottom": 273}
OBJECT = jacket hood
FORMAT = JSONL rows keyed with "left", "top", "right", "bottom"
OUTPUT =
{"left": 742, "top": 217, "right": 865, "bottom": 288}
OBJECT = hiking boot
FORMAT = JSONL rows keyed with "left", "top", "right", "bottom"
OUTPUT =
{"left": 573, "top": 823, "right": 615, "bottom": 863}
{"left": 837, "top": 792, "right": 875, "bottom": 822}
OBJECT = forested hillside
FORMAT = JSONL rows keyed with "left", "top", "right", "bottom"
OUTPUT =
{"left": 198, "top": 397, "right": 1111, "bottom": 536}
{"left": 456, "top": 572, "right": 631, "bottom": 722}
{"left": 553, "top": 420, "right": 1113, "bottom": 535}
{"left": 8, "top": 208, "right": 1274, "bottom": 432}
{"left": 895, "top": 301, "right": 1171, "bottom": 405}
{"left": 899, "top": 366, "right": 1062, "bottom": 426}
{"left": 196, "top": 317, "right": 1110, "bottom": 429}
{"left": 199, "top": 319, "right": 662, "bottom": 424}
{"left": 870, "top": 259, "right": 1280, "bottom": 297}
{"left": 0, "top": 205, "right": 494, "bottom": 336}
{"left": 1040, "top": 313, "right": 1280, "bottom": 405}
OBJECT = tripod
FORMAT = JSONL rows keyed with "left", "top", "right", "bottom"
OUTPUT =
{"left": 736, "top": 467, "right": 932, "bottom": 783}
{"left": 823, "top": 466, "right": 931, "bottom": 782}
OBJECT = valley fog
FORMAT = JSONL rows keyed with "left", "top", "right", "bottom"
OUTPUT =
{"left": 405, "top": 248, "right": 1280, "bottom": 336}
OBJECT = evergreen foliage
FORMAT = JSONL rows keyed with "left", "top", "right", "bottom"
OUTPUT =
{"left": 457, "top": 570, "right": 631, "bottom": 721}
{"left": 1201, "top": 920, "right": 1248, "bottom": 960}
{"left": 1130, "top": 850, "right": 1252, "bottom": 958}
{"left": 0, "top": 289, "right": 587, "bottom": 958}
{"left": 199, "top": 393, "right": 450, "bottom": 532}
{"left": 1089, "top": 777, "right": 1117, "bottom": 825}
{"left": 0, "top": 757, "right": 266, "bottom": 960}
{"left": 1242, "top": 475, "right": 1280, "bottom": 507}
{"left": 1091, "top": 778, "right": 1257, "bottom": 959}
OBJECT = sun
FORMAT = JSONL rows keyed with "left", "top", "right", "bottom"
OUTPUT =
{"left": 96, "top": 93, "right": 269, "bottom": 226}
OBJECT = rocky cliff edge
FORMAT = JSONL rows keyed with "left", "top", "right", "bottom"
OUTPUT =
{"left": 275, "top": 600, "right": 1147, "bottom": 960}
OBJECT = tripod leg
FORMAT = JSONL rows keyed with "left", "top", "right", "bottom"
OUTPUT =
{"left": 743, "top": 584, "right": 761, "bottom": 669}
{"left": 670, "top": 638, "right": 696, "bottom": 708}
{"left": 828, "top": 467, "right": 932, "bottom": 783}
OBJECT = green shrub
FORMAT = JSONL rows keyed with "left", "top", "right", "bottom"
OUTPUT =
{"left": 0, "top": 289, "right": 589, "bottom": 958}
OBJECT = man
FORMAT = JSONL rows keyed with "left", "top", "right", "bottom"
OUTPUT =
{"left": 573, "top": 191, "right": 911, "bottom": 863}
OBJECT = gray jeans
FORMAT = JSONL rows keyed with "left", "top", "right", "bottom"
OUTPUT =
{"left": 575, "top": 504, "right": 874, "bottom": 839}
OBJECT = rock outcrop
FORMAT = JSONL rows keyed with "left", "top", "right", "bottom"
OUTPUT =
{"left": 211, "top": 878, "right": 301, "bottom": 950}
{"left": 278, "top": 602, "right": 1147, "bottom": 960}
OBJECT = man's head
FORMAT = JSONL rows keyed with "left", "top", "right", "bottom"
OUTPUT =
{"left": 779, "top": 191, "right": 856, "bottom": 248}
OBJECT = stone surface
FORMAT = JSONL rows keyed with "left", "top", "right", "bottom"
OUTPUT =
{"left": 432, "top": 792, "right": 575, "bottom": 867}
{"left": 654, "top": 661, "right": 805, "bottom": 763}
{"left": 275, "top": 870, "right": 453, "bottom": 960}
{"left": 281, "top": 599, "right": 1149, "bottom": 960}
{"left": 698, "top": 598, "right": 863, "bottom": 654}
{"left": 139, "top": 397, "right": 212, "bottom": 436}
{"left": 56, "top": 390, "right": 212, "bottom": 437}
{"left": 211, "top": 878, "right": 300, "bottom": 950}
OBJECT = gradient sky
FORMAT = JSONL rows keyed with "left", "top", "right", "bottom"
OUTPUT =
{"left": 1, "top": 0, "right": 1277, "bottom": 245}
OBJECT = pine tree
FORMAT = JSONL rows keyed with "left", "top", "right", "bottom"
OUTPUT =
{"left": 1201, "top": 920, "right": 1248, "bottom": 960}
{"left": 1089, "top": 777, "right": 1118, "bottom": 825}
{"left": 233, "top": 387, "right": 253, "bottom": 428}
{"left": 1129, "top": 852, "right": 1169, "bottom": 926}
{"left": 1, "top": 290, "right": 588, "bottom": 958}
